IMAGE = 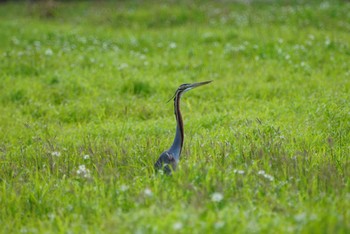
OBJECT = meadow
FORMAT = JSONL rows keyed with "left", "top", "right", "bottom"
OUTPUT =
{"left": 0, "top": 0, "right": 349, "bottom": 233}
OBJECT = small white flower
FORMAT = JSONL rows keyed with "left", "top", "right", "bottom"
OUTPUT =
{"left": 118, "top": 63, "right": 128, "bottom": 70}
{"left": 258, "top": 170, "right": 274, "bottom": 181}
{"left": 233, "top": 169, "right": 245, "bottom": 175}
{"left": 83, "top": 155, "right": 90, "bottom": 160}
{"left": 320, "top": 2, "right": 330, "bottom": 9}
{"left": 45, "top": 49, "right": 53, "bottom": 56}
{"left": 144, "top": 188, "right": 153, "bottom": 197}
{"left": 308, "top": 34, "right": 315, "bottom": 41}
{"left": 76, "top": 165, "right": 91, "bottom": 178}
{"left": 294, "top": 212, "right": 306, "bottom": 222}
{"left": 211, "top": 192, "right": 223, "bottom": 202}
{"left": 51, "top": 151, "right": 61, "bottom": 157}
{"left": 77, "top": 165, "right": 86, "bottom": 172}
{"left": 48, "top": 213, "right": 55, "bottom": 221}
{"left": 120, "top": 184, "right": 129, "bottom": 192}
{"left": 173, "top": 222, "right": 183, "bottom": 230}
{"left": 264, "top": 174, "right": 274, "bottom": 181}
{"left": 169, "top": 42, "right": 177, "bottom": 49}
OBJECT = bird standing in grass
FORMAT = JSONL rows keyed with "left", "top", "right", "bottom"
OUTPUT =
{"left": 154, "top": 81, "right": 212, "bottom": 175}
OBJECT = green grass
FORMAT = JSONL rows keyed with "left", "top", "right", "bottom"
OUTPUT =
{"left": 1, "top": 0, "right": 350, "bottom": 233}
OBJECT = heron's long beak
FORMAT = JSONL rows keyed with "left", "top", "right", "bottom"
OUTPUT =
{"left": 189, "top": 80, "right": 213, "bottom": 89}
{"left": 185, "top": 80, "right": 212, "bottom": 92}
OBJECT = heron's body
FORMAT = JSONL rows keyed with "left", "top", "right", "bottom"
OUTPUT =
{"left": 154, "top": 81, "right": 212, "bottom": 175}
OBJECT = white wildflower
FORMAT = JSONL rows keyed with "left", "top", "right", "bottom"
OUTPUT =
{"left": 294, "top": 212, "right": 306, "bottom": 222}
{"left": 48, "top": 213, "right": 55, "bottom": 221}
{"left": 45, "top": 48, "right": 53, "bottom": 56}
{"left": 51, "top": 151, "right": 61, "bottom": 157}
{"left": 76, "top": 165, "right": 91, "bottom": 178}
{"left": 169, "top": 42, "right": 177, "bottom": 49}
{"left": 144, "top": 188, "right": 153, "bottom": 197}
{"left": 233, "top": 169, "right": 245, "bottom": 175}
{"left": 173, "top": 222, "right": 183, "bottom": 230}
{"left": 83, "top": 155, "right": 90, "bottom": 160}
{"left": 78, "top": 36, "right": 87, "bottom": 44}
{"left": 211, "top": 192, "right": 224, "bottom": 202}
{"left": 320, "top": 2, "right": 330, "bottom": 9}
{"left": 120, "top": 184, "right": 129, "bottom": 192}
{"left": 118, "top": 63, "right": 128, "bottom": 70}
{"left": 139, "top": 54, "right": 146, "bottom": 60}
{"left": 258, "top": 170, "right": 274, "bottom": 181}
{"left": 264, "top": 174, "right": 274, "bottom": 181}
{"left": 214, "top": 221, "right": 225, "bottom": 229}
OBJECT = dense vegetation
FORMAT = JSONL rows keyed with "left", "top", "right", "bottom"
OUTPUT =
{"left": 0, "top": 1, "right": 349, "bottom": 233}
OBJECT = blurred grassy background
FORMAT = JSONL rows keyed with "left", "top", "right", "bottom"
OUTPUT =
{"left": 0, "top": 0, "right": 349, "bottom": 233}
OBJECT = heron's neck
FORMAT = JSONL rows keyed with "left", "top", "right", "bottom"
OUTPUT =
{"left": 169, "top": 94, "right": 184, "bottom": 160}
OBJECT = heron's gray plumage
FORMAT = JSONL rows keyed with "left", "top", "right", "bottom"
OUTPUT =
{"left": 154, "top": 81, "right": 212, "bottom": 175}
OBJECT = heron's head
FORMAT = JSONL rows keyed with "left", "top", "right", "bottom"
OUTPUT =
{"left": 178, "top": 80, "right": 212, "bottom": 94}
{"left": 167, "top": 80, "right": 213, "bottom": 102}
{"left": 154, "top": 152, "right": 177, "bottom": 175}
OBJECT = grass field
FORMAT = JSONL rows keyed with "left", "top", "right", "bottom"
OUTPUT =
{"left": 1, "top": 0, "right": 350, "bottom": 233}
